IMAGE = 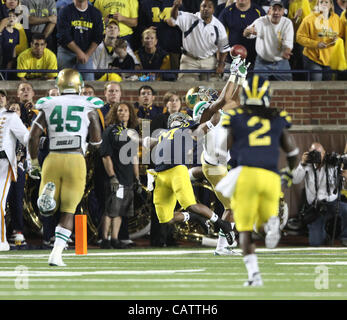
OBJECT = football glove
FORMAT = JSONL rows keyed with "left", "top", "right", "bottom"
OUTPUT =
{"left": 134, "top": 179, "right": 143, "bottom": 195}
{"left": 280, "top": 167, "right": 293, "bottom": 188}
{"left": 109, "top": 176, "right": 120, "bottom": 194}
{"left": 229, "top": 55, "right": 250, "bottom": 85}
{"left": 28, "top": 158, "right": 41, "bottom": 180}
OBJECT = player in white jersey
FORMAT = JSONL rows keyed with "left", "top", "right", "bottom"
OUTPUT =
{"left": 28, "top": 68, "right": 103, "bottom": 266}
{"left": 0, "top": 91, "right": 29, "bottom": 251}
{"left": 192, "top": 55, "right": 249, "bottom": 256}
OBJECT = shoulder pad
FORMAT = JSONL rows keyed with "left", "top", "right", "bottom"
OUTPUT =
{"left": 280, "top": 110, "right": 292, "bottom": 124}
{"left": 35, "top": 96, "right": 52, "bottom": 109}
{"left": 86, "top": 96, "right": 104, "bottom": 108}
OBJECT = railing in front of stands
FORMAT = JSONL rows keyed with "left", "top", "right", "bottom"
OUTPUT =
{"left": 1, "top": 68, "right": 347, "bottom": 81}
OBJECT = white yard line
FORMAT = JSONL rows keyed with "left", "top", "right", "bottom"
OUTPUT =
{"left": 0, "top": 247, "right": 346, "bottom": 259}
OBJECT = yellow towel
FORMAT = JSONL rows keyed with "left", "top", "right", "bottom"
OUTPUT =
{"left": 97, "top": 73, "right": 123, "bottom": 82}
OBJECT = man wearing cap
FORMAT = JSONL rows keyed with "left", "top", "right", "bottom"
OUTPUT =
{"left": 92, "top": 19, "right": 139, "bottom": 80}
{"left": 243, "top": 0, "right": 294, "bottom": 80}
{"left": 0, "top": 89, "right": 29, "bottom": 251}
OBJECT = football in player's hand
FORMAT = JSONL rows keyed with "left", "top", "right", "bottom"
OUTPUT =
{"left": 230, "top": 45, "right": 248, "bottom": 59}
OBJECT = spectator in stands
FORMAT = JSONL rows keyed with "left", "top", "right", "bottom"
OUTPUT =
{"left": 292, "top": 142, "right": 347, "bottom": 246}
{"left": 296, "top": 0, "right": 342, "bottom": 80}
{"left": 334, "top": 0, "right": 347, "bottom": 16}
{"left": 218, "top": 0, "right": 265, "bottom": 72}
{"left": 288, "top": 0, "right": 312, "bottom": 80}
{"left": 81, "top": 84, "right": 96, "bottom": 97}
{"left": 93, "top": 0, "right": 139, "bottom": 48}
{"left": 6, "top": 98, "right": 28, "bottom": 248}
{"left": 243, "top": 0, "right": 294, "bottom": 80}
{"left": 134, "top": 85, "right": 164, "bottom": 121}
{"left": 110, "top": 38, "right": 136, "bottom": 76}
{"left": 0, "top": 0, "right": 30, "bottom": 58}
{"left": 135, "top": 28, "right": 172, "bottom": 81}
{"left": 47, "top": 87, "right": 59, "bottom": 96}
{"left": 21, "top": 0, "right": 57, "bottom": 52}
{"left": 92, "top": 19, "right": 139, "bottom": 80}
{"left": 137, "top": 0, "right": 182, "bottom": 76}
{"left": 57, "top": 0, "right": 103, "bottom": 80}
{"left": 170, "top": 0, "right": 230, "bottom": 81}
{"left": 16, "top": 81, "right": 36, "bottom": 127}
{"left": 151, "top": 91, "right": 182, "bottom": 134}
{"left": 0, "top": 9, "right": 20, "bottom": 79}
{"left": 16, "top": 32, "right": 58, "bottom": 80}
{"left": 99, "top": 102, "right": 140, "bottom": 249}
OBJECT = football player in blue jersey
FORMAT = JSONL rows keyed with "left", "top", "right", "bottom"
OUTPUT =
{"left": 216, "top": 74, "right": 299, "bottom": 286}
{"left": 144, "top": 58, "right": 249, "bottom": 246}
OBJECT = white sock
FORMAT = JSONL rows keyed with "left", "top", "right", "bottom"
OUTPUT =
{"left": 243, "top": 254, "right": 260, "bottom": 280}
{"left": 216, "top": 230, "right": 228, "bottom": 250}
{"left": 209, "top": 212, "right": 218, "bottom": 223}
{"left": 54, "top": 226, "right": 71, "bottom": 249}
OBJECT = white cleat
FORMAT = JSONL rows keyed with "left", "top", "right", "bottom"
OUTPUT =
{"left": 37, "top": 182, "right": 56, "bottom": 215}
{"left": 243, "top": 273, "right": 263, "bottom": 287}
{"left": 0, "top": 241, "right": 10, "bottom": 251}
{"left": 214, "top": 247, "right": 241, "bottom": 256}
{"left": 48, "top": 248, "right": 66, "bottom": 267}
{"left": 264, "top": 216, "right": 281, "bottom": 249}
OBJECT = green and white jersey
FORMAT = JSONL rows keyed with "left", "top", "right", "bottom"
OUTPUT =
{"left": 35, "top": 95, "right": 104, "bottom": 154}
{"left": 203, "top": 110, "right": 229, "bottom": 166}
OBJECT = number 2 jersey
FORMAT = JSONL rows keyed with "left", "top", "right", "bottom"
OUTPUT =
{"left": 221, "top": 107, "right": 292, "bottom": 174}
{"left": 35, "top": 95, "right": 104, "bottom": 154}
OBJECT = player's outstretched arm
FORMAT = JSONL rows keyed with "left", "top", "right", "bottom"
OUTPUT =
{"left": 281, "top": 129, "right": 299, "bottom": 171}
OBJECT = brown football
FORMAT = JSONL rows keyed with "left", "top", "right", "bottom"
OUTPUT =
{"left": 230, "top": 44, "right": 248, "bottom": 59}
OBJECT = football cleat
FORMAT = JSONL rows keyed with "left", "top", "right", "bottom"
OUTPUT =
{"left": 0, "top": 241, "right": 10, "bottom": 251}
{"left": 37, "top": 182, "right": 56, "bottom": 216}
{"left": 215, "top": 220, "right": 234, "bottom": 246}
{"left": 243, "top": 272, "right": 263, "bottom": 287}
{"left": 214, "top": 247, "right": 241, "bottom": 256}
{"left": 264, "top": 216, "right": 281, "bottom": 249}
{"left": 48, "top": 248, "right": 66, "bottom": 267}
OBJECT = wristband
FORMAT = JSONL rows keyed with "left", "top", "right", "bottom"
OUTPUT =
{"left": 206, "top": 120, "right": 214, "bottom": 130}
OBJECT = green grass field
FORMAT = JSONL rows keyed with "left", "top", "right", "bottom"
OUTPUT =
{"left": 1, "top": 247, "right": 347, "bottom": 300}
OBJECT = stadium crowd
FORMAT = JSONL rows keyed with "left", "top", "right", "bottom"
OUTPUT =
{"left": 1, "top": 0, "right": 347, "bottom": 257}
{"left": 0, "top": 0, "right": 346, "bottom": 81}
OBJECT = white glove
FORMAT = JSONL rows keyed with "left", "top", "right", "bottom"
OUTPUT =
{"left": 229, "top": 55, "right": 250, "bottom": 85}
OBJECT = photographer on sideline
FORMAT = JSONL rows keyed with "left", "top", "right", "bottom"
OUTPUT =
{"left": 292, "top": 142, "right": 347, "bottom": 246}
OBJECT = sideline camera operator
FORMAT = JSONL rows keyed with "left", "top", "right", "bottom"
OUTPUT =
{"left": 292, "top": 142, "right": 347, "bottom": 246}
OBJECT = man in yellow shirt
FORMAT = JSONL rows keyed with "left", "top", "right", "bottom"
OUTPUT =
{"left": 93, "top": 0, "right": 138, "bottom": 46}
{"left": 17, "top": 32, "right": 58, "bottom": 80}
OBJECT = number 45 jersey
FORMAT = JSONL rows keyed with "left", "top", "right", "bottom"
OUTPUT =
{"left": 221, "top": 107, "right": 292, "bottom": 174}
{"left": 35, "top": 95, "right": 104, "bottom": 154}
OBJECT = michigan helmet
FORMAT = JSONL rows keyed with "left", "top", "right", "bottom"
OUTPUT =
{"left": 56, "top": 68, "right": 84, "bottom": 94}
{"left": 241, "top": 74, "right": 271, "bottom": 108}
{"left": 167, "top": 112, "right": 192, "bottom": 128}
{"left": 192, "top": 101, "right": 211, "bottom": 122}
